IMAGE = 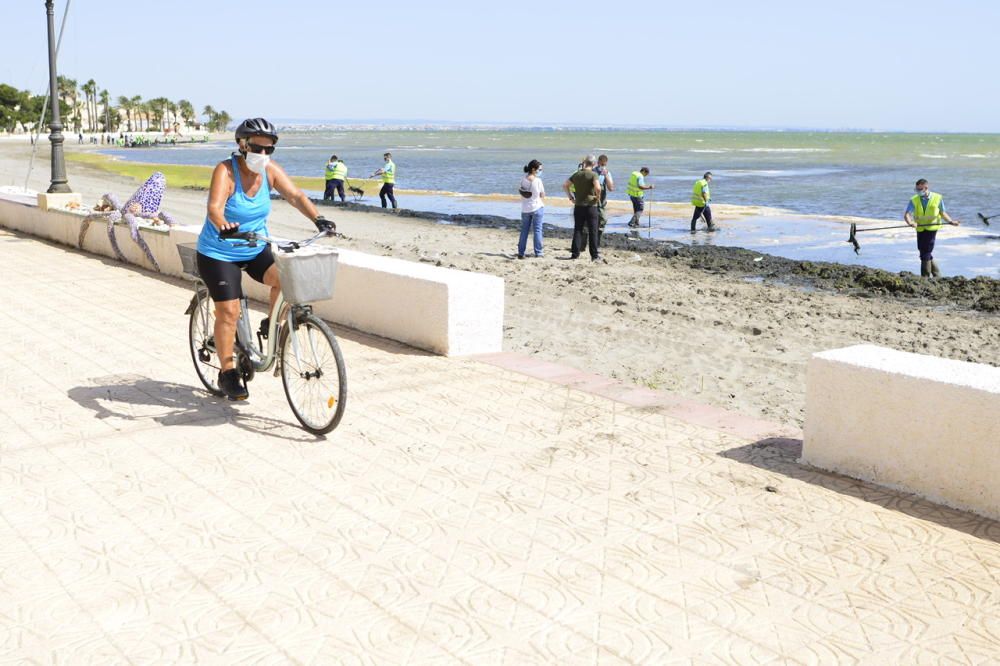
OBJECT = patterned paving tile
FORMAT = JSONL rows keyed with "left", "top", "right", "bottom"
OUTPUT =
{"left": 0, "top": 228, "right": 998, "bottom": 664}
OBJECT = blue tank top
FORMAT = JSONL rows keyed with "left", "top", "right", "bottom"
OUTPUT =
{"left": 197, "top": 154, "right": 271, "bottom": 261}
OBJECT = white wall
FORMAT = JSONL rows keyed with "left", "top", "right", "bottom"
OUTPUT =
{"left": 0, "top": 196, "right": 504, "bottom": 356}
{"left": 803, "top": 344, "right": 1000, "bottom": 520}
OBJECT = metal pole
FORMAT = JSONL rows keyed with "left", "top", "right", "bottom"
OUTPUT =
{"left": 45, "top": 0, "right": 71, "bottom": 193}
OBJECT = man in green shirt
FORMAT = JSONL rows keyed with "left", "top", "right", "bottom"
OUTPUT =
{"left": 563, "top": 155, "right": 604, "bottom": 261}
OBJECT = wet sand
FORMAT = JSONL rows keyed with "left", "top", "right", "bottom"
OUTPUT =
{"left": 2, "top": 143, "right": 997, "bottom": 427}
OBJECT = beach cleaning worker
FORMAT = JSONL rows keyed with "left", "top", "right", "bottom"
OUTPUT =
{"left": 564, "top": 155, "right": 603, "bottom": 261}
{"left": 323, "top": 155, "right": 348, "bottom": 202}
{"left": 595, "top": 154, "right": 614, "bottom": 244}
{"left": 691, "top": 171, "right": 716, "bottom": 232}
{"left": 904, "top": 178, "right": 960, "bottom": 277}
{"left": 372, "top": 152, "right": 397, "bottom": 209}
{"left": 627, "top": 167, "right": 653, "bottom": 228}
{"left": 196, "top": 117, "right": 335, "bottom": 400}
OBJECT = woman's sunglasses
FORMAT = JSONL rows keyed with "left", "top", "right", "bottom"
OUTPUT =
{"left": 246, "top": 142, "right": 276, "bottom": 155}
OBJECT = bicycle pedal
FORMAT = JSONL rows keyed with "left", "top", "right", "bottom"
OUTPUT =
{"left": 258, "top": 317, "right": 270, "bottom": 339}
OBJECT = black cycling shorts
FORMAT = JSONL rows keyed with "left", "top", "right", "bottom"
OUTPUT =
{"left": 196, "top": 246, "right": 275, "bottom": 302}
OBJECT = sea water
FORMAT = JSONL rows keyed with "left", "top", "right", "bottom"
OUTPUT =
{"left": 103, "top": 128, "right": 1000, "bottom": 278}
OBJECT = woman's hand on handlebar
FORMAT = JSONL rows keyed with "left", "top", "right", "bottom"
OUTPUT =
{"left": 218, "top": 223, "right": 242, "bottom": 238}
{"left": 216, "top": 220, "right": 239, "bottom": 236}
{"left": 314, "top": 216, "right": 336, "bottom": 234}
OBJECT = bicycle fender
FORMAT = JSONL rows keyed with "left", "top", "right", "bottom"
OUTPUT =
{"left": 184, "top": 292, "right": 202, "bottom": 315}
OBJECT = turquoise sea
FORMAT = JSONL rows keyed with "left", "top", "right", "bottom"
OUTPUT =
{"left": 103, "top": 129, "right": 1000, "bottom": 278}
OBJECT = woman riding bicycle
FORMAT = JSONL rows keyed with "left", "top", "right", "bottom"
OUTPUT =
{"left": 196, "top": 117, "right": 334, "bottom": 400}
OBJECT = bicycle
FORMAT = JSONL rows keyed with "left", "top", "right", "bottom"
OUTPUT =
{"left": 177, "top": 229, "right": 347, "bottom": 435}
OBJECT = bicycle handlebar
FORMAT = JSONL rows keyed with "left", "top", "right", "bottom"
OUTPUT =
{"left": 220, "top": 228, "right": 337, "bottom": 251}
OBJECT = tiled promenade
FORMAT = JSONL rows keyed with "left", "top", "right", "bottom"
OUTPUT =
{"left": 0, "top": 228, "right": 997, "bottom": 664}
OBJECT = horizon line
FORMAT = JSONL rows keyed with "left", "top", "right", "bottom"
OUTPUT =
{"left": 267, "top": 119, "right": 1000, "bottom": 135}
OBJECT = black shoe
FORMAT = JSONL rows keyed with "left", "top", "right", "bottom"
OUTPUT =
{"left": 218, "top": 369, "right": 248, "bottom": 401}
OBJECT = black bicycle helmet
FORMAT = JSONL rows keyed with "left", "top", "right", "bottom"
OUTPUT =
{"left": 235, "top": 117, "right": 278, "bottom": 143}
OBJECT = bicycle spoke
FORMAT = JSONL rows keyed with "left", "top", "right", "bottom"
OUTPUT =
{"left": 280, "top": 316, "right": 346, "bottom": 434}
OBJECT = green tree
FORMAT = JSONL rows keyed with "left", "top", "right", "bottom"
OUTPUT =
{"left": 178, "top": 99, "right": 195, "bottom": 128}
{"left": 81, "top": 79, "right": 97, "bottom": 131}
{"left": 167, "top": 101, "right": 178, "bottom": 131}
{"left": 130, "top": 95, "right": 143, "bottom": 130}
{"left": 0, "top": 84, "right": 27, "bottom": 132}
{"left": 99, "top": 89, "right": 111, "bottom": 131}
{"left": 57, "top": 76, "right": 77, "bottom": 131}
{"left": 116, "top": 95, "right": 131, "bottom": 131}
{"left": 202, "top": 104, "right": 216, "bottom": 131}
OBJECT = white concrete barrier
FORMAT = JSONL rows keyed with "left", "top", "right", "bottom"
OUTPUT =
{"left": 0, "top": 195, "right": 504, "bottom": 356}
{"left": 803, "top": 344, "right": 1000, "bottom": 519}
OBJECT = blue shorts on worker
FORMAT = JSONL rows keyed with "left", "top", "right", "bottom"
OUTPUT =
{"left": 630, "top": 196, "right": 644, "bottom": 213}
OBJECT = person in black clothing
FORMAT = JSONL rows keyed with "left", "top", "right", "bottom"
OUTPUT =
{"left": 563, "top": 155, "right": 604, "bottom": 262}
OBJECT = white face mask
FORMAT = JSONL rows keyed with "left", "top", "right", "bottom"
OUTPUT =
{"left": 245, "top": 151, "right": 270, "bottom": 174}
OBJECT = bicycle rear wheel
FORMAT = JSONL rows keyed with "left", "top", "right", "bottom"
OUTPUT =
{"left": 279, "top": 313, "right": 347, "bottom": 434}
{"left": 188, "top": 288, "right": 223, "bottom": 396}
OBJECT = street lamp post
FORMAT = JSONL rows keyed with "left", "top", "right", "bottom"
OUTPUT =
{"left": 45, "top": 0, "right": 71, "bottom": 193}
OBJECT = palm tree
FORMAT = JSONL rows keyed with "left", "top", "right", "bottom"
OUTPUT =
{"left": 202, "top": 104, "right": 216, "bottom": 131}
{"left": 167, "top": 101, "right": 178, "bottom": 132}
{"left": 214, "top": 110, "right": 232, "bottom": 133}
{"left": 82, "top": 79, "right": 97, "bottom": 131}
{"left": 56, "top": 76, "right": 77, "bottom": 131}
{"left": 178, "top": 99, "right": 195, "bottom": 129}
{"left": 130, "top": 96, "right": 143, "bottom": 130}
{"left": 116, "top": 95, "right": 131, "bottom": 131}
{"left": 100, "top": 89, "right": 111, "bottom": 131}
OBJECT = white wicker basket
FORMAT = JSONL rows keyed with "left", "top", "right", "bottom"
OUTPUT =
{"left": 275, "top": 246, "right": 339, "bottom": 304}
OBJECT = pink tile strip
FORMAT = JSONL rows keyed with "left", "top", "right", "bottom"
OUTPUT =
{"left": 472, "top": 352, "right": 802, "bottom": 442}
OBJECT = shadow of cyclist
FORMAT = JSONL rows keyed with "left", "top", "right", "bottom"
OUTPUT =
{"left": 67, "top": 374, "right": 322, "bottom": 442}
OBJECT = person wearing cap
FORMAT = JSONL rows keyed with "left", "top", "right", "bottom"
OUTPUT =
{"left": 904, "top": 178, "right": 960, "bottom": 277}
{"left": 564, "top": 155, "right": 604, "bottom": 261}
{"left": 691, "top": 171, "right": 716, "bottom": 232}
{"left": 372, "top": 152, "right": 397, "bottom": 209}
{"left": 626, "top": 167, "right": 653, "bottom": 228}
{"left": 323, "top": 155, "right": 348, "bottom": 202}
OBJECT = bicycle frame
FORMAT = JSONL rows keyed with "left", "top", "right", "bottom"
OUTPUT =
{"left": 186, "top": 228, "right": 333, "bottom": 377}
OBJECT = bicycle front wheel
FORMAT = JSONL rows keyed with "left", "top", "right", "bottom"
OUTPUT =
{"left": 279, "top": 313, "right": 347, "bottom": 434}
{"left": 188, "top": 288, "right": 224, "bottom": 396}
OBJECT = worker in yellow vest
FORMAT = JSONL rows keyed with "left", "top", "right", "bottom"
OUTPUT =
{"left": 372, "top": 151, "right": 398, "bottom": 210}
{"left": 626, "top": 167, "right": 654, "bottom": 228}
{"left": 690, "top": 172, "right": 716, "bottom": 232}
{"left": 904, "top": 178, "right": 960, "bottom": 277}
{"left": 323, "top": 155, "right": 348, "bottom": 202}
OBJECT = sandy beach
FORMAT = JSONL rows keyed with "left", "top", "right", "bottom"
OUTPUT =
{"left": 2, "top": 142, "right": 998, "bottom": 427}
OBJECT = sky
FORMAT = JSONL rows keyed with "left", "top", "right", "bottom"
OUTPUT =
{"left": 2, "top": 0, "right": 999, "bottom": 132}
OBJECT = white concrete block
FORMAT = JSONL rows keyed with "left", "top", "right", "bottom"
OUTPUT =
{"left": 1, "top": 196, "right": 504, "bottom": 356}
{"left": 803, "top": 344, "right": 1000, "bottom": 519}
{"left": 36, "top": 192, "right": 82, "bottom": 212}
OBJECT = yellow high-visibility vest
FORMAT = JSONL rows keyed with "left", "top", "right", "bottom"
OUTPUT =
{"left": 627, "top": 171, "right": 644, "bottom": 198}
{"left": 382, "top": 160, "right": 395, "bottom": 184}
{"left": 692, "top": 179, "right": 711, "bottom": 207}
{"left": 912, "top": 192, "right": 943, "bottom": 231}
